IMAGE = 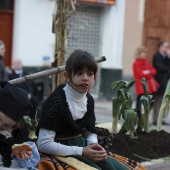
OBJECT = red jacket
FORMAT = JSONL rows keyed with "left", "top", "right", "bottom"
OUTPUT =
{"left": 133, "top": 59, "right": 159, "bottom": 95}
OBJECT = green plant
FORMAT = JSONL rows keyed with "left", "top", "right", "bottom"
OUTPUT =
{"left": 23, "top": 110, "right": 39, "bottom": 140}
{"left": 111, "top": 79, "right": 136, "bottom": 134}
{"left": 23, "top": 116, "right": 32, "bottom": 126}
{"left": 119, "top": 92, "right": 137, "bottom": 137}
{"left": 137, "top": 78, "right": 153, "bottom": 133}
{"left": 157, "top": 79, "right": 170, "bottom": 131}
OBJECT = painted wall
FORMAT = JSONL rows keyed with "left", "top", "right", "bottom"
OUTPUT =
{"left": 99, "top": 0, "right": 126, "bottom": 69}
{"left": 12, "top": 0, "right": 55, "bottom": 66}
{"left": 122, "top": 0, "right": 145, "bottom": 76}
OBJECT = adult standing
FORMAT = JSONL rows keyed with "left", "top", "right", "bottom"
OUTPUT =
{"left": 0, "top": 40, "right": 8, "bottom": 81}
{"left": 152, "top": 41, "right": 170, "bottom": 125}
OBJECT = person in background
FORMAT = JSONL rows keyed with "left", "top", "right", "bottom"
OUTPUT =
{"left": 0, "top": 40, "right": 8, "bottom": 81}
{"left": 0, "top": 81, "right": 40, "bottom": 169}
{"left": 133, "top": 46, "right": 159, "bottom": 121}
{"left": 152, "top": 41, "right": 170, "bottom": 125}
{"left": 8, "top": 58, "right": 39, "bottom": 126}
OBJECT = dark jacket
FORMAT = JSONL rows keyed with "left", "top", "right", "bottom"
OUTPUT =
{"left": 153, "top": 51, "right": 170, "bottom": 95}
{"left": 0, "top": 57, "right": 8, "bottom": 81}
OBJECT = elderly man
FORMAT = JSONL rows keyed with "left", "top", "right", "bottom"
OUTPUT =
{"left": 8, "top": 58, "right": 39, "bottom": 125}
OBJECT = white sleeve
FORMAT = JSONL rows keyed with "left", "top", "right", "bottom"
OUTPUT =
{"left": 38, "top": 128, "right": 83, "bottom": 156}
{"left": 86, "top": 133, "right": 98, "bottom": 146}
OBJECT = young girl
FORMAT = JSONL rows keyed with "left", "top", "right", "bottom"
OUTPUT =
{"left": 133, "top": 46, "right": 159, "bottom": 121}
{"left": 36, "top": 50, "right": 145, "bottom": 170}
{"left": 0, "top": 81, "right": 40, "bottom": 169}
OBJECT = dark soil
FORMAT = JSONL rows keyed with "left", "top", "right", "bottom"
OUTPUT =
{"left": 96, "top": 128, "right": 170, "bottom": 163}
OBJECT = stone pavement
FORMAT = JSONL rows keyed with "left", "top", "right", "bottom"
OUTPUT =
{"left": 94, "top": 98, "right": 170, "bottom": 170}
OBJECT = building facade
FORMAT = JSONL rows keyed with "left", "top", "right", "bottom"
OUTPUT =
{"left": 0, "top": 0, "right": 146, "bottom": 99}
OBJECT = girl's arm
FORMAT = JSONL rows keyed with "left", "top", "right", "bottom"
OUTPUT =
{"left": 86, "top": 133, "right": 98, "bottom": 145}
{"left": 38, "top": 129, "right": 107, "bottom": 162}
{"left": 37, "top": 128, "right": 83, "bottom": 156}
{"left": 15, "top": 141, "right": 40, "bottom": 168}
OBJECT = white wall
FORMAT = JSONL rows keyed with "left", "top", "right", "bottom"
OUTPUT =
{"left": 12, "top": 0, "right": 55, "bottom": 66}
{"left": 12, "top": 0, "right": 127, "bottom": 68}
{"left": 99, "top": 0, "right": 126, "bottom": 69}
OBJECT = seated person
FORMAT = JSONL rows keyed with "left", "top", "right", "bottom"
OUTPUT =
{"left": 0, "top": 81, "right": 40, "bottom": 169}
{"left": 8, "top": 58, "right": 39, "bottom": 122}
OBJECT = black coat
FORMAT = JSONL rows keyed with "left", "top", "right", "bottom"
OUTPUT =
{"left": 0, "top": 57, "right": 8, "bottom": 81}
{"left": 153, "top": 51, "right": 170, "bottom": 95}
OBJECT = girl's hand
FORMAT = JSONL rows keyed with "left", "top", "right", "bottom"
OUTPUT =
{"left": 16, "top": 150, "right": 32, "bottom": 160}
{"left": 82, "top": 143, "right": 107, "bottom": 162}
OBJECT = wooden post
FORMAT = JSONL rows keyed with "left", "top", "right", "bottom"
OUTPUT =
{"left": 52, "top": 0, "right": 77, "bottom": 91}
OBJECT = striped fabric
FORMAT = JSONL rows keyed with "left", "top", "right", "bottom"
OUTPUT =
{"left": 38, "top": 153, "right": 147, "bottom": 170}
{"left": 108, "top": 153, "right": 147, "bottom": 170}
{"left": 38, "top": 155, "right": 97, "bottom": 170}
{"left": 38, "top": 156, "right": 77, "bottom": 170}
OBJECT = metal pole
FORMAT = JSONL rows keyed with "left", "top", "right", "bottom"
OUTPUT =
{"left": 9, "top": 56, "right": 106, "bottom": 85}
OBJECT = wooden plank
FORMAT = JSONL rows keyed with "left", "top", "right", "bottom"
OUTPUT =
{"left": 143, "top": 0, "right": 170, "bottom": 61}
{"left": 9, "top": 56, "right": 106, "bottom": 85}
{"left": 146, "top": 38, "right": 160, "bottom": 62}
{"left": 144, "top": 0, "right": 170, "bottom": 28}
{"left": 146, "top": 27, "right": 165, "bottom": 38}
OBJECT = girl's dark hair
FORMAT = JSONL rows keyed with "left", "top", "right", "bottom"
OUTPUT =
{"left": 66, "top": 50, "right": 98, "bottom": 75}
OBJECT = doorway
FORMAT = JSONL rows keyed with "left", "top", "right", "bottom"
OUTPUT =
{"left": 0, "top": 0, "right": 14, "bottom": 67}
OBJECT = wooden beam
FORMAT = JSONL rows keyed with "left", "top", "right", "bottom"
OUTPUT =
{"left": 9, "top": 56, "right": 106, "bottom": 85}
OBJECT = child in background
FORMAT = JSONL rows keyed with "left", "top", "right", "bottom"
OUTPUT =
{"left": 133, "top": 46, "right": 159, "bottom": 119}
{"left": 0, "top": 81, "right": 40, "bottom": 169}
{"left": 36, "top": 50, "right": 147, "bottom": 170}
